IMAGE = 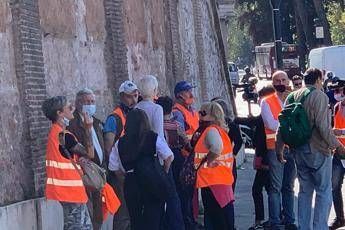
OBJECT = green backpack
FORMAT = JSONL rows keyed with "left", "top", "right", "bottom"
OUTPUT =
{"left": 278, "top": 87, "right": 315, "bottom": 148}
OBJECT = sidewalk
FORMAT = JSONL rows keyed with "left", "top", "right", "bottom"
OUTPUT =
{"left": 234, "top": 151, "right": 345, "bottom": 230}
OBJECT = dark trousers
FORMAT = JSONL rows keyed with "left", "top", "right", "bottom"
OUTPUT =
{"left": 252, "top": 169, "right": 270, "bottom": 221}
{"left": 108, "top": 171, "right": 131, "bottom": 230}
{"left": 164, "top": 169, "right": 185, "bottom": 230}
{"left": 86, "top": 188, "right": 103, "bottom": 230}
{"left": 124, "top": 173, "right": 164, "bottom": 230}
{"left": 232, "top": 159, "right": 237, "bottom": 192}
{"left": 201, "top": 187, "right": 235, "bottom": 230}
{"left": 332, "top": 157, "right": 345, "bottom": 220}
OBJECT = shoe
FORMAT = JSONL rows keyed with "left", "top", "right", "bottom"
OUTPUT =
{"left": 248, "top": 223, "right": 264, "bottom": 230}
{"left": 285, "top": 223, "right": 298, "bottom": 230}
{"left": 329, "top": 218, "right": 345, "bottom": 230}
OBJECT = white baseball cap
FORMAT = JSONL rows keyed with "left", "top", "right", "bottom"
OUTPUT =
{"left": 119, "top": 80, "right": 138, "bottom": 94}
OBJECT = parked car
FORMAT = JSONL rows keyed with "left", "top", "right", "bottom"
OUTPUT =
{"left": 228, "top": 62, "right": 239, "bottom": 97}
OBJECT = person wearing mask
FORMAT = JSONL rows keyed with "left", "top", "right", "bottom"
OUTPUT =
{"left": 291, "top": 75, "right": 303, "bottom": 90}
{"left": 67, "top": 88, "right": 105, "bottom": 229}
{"left": 276, "top": 68, "right": 345, "bottom": 230}
{"left": 329, "top": 80, "right": 345, "bottom": 230}
{"left": 135, "top": 75, "right": 164, "bottom": 138}
{"left": 108, "top": 109, "right": 174, "bottom": 230}
{"left": 211, "top": 97, "right": 243, "bottom": 192}
{"left": 172, "top": 81, "right": 199, "bottom": 229}
{"left": 156, "top": 96, "right": 188, "bottom": 230}
{"left": 104, "top": 80, "right": 139, "bottom": 230}
{"left": 194, "top": 102, "right": 235, "bottom": 230}
{"left": 42, "top": 96, "right": 94, "bottom": 229}
{"left": 260, "top": 71, "right": 297, "bottom": 230}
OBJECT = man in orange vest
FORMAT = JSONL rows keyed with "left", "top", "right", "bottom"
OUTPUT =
{"left": 260, "top": 71, "right": 297, "bottom": 229}
{"left": 104, "top": 80, "right": 138, "bottom": 230}
{"left": 330, "top": 80, "right": 345, "bottom": 229}
{"left": 42, "top": 96, "right": 94, "bottom": 229}
{"left": 173, "top": 81, "right": 199, "bottom": 229}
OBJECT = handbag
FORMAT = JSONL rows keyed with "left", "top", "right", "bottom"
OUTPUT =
{"left": 133, "top": 132, "right": 172, "bottom": 202}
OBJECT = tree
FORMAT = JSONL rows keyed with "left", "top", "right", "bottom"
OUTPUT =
{"left": 327, "top": 2, "right": 345, "bottom": 45}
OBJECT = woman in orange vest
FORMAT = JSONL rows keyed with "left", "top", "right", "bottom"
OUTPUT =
{"left": 42, "top": 96, "right": 94, "bottom": 230}
{"left": 193, "top": 102, "right": 234, "bottom": 230}
{"left": 330, "top": 81, "right": 345, "bottom": 229}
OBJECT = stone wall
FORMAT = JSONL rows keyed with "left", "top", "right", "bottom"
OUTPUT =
{"left": 0, "top": 0, "right": 233, "bottom": 207}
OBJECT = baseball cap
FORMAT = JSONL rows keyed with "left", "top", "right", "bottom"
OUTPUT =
{"left": 174, "top": 81, "right": 196, "bottom": 96}
{"left": 329, "top": 78, "right": 345, "bottom": 90}
{"left": 119, "top": 80, "right": 138, "bottom": 94}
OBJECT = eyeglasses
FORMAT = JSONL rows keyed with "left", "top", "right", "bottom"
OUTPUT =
{"left": 199, "top": 110, "right": 207, "bottom": 117}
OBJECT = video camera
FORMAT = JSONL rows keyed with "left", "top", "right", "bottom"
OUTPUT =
{"left": 233, "top": 77, "right": 259, "bottom": 103}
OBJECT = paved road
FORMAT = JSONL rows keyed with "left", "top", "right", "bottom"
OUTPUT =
{"left": 233, "top": 79, "right": 345, "bottom": 230}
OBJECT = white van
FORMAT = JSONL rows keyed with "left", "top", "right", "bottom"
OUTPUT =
{"left": 309, "top": 45, "right": 345, "bottom": 79}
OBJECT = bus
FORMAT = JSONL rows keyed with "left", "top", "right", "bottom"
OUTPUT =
{"left": 255, "top": 42, "right": 301, "bottom": 79}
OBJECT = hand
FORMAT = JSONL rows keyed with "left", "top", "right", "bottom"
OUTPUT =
{"left": 82, "top": 112, "right": 93, "bottom": 130}
{"left": 333, "top": 129, "right": 343, "bottom": 136}
{"left": 277, "top": 153, "right": 287, "bottom": 164}
{"left": 335, "top": 145, "right": 345, "bottom": 155}
{"left": 207, "top": 160, "right": 219, "bottom": 168}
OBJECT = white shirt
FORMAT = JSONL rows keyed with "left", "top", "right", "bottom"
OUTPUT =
{"left": 135, "top": 100, "right": 165, "bottom": 138}
{"left": 91, "top": 127, "right": 103, "bottom": 164}
{"left": 108, "top": 136, "right": 174, "bottom": 172}
{"left": 260, "top": 97, "right": 283, "bottom": 131}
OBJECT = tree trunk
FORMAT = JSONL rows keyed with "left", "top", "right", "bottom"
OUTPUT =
{"left": 293, "top": 0, "right": 316, "bottom": 49}
{"left": 294, "top": 6, "right": 308, "bottom": 71}
{"left": 312, "top": 0, "right": 332, "bottom": 45}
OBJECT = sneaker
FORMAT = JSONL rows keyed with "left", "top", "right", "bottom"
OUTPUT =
{"left": 285, "top": 223, "right": 298, "bottom": 230}
{"left": 329, "top": 218, "right": 345, "bottom": 230}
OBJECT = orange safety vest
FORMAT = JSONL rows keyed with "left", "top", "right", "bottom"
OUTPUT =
{"left": 101, "top": 183, "right": 121, "bottom": 221}
{"left": 113, "top": 107, "right": 126, "bottom": 137}
{"left": 334, "top": 103, "right": 345, "bottom": 145}
{"left": 173, "top": 103, "right": 199, "bottom": 140}
{"left": 263, "top": 93, "right": 282, "bottom": 150}
{"left": 194, "top": 125, "right": 234, "bottom": 188}
{"left": 45, "top": 123, "right": 88, "bottom": 203}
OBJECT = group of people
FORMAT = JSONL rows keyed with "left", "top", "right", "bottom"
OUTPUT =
{"left": 246, "top": 68, "right": 345, "bottom": 230}
{"left": 41, "top": 67, "right": 345, "bottom": 230}
{"left": 42, "top": 75, "right": 240, "bottom": 230}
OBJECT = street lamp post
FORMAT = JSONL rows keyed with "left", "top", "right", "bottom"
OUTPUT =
{"left": 269, "top": 0, "right": 283, "bottom": 70}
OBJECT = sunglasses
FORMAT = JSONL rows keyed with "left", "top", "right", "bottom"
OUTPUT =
{"left": 293, "top": 82, "right": 302, "bottom": 87}
{"left": 199, "top": 110, "right": 207, "bottom": 117}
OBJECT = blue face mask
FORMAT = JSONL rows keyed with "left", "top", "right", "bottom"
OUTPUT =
{"left": 82, "top": 104, "right": 96, "bottom": 117}
{"left": 63, "top": 117, "right": 70, "bottom": 127}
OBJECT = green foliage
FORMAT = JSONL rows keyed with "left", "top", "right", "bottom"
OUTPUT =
{"left": 327, "top": 2, "right": 345, "bottom": 45}
{"left": 228, "top": 19, "right": 254, "bottom": 67}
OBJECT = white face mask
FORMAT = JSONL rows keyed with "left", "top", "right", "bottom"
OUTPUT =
{"left": 334, "top": 93, "right": 345, "bottom": 102}
{"left": 62, "top": 117, "right": 70, "bottom": 127}
{"left": 82, "top": 104, "right": 96, "bottom": 116}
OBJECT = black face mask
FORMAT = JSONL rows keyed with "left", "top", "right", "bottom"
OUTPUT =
{"left": 273, "top": 84, "right": 286, "bottom": 93}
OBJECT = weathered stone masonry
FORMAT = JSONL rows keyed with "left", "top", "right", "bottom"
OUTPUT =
{"left": 0, "top": 0, "right": 234, "bottom": 206}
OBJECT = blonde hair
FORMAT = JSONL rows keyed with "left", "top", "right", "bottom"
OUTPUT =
{"left": 139, "top": 75, "right": 158, "bottom": 99}
{"left": 200, "top": 102, "right": 228, "bottom": 131}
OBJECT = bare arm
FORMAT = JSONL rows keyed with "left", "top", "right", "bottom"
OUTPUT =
{"left": 104, "top": 132, "right": 116, "bottom": 159}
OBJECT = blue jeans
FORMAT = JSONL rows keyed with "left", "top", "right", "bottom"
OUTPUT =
{"left": 292, "top": 144, "right": 332, "bottom": 230}
{"left": 267, "top": 149, "right": 296, "bottom": 227}
{"left": 332, "top": 156, "right": 345, "bottom": 220}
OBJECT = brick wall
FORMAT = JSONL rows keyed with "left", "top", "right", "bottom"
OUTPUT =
{"left": 1, "top": 0, "right": 234, "bottom": 205}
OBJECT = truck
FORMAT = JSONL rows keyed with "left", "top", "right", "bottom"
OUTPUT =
{"left": 308, "top": 45, "right": 345, "bottom": 79}
{"left": 255, "top": 42, "right": 301, "bottom": 79}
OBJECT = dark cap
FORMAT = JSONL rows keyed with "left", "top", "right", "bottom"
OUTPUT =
{"left": 174, "top": 81, "right": 196, "bottom": 96}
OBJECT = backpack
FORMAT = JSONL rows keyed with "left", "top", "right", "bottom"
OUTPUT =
{"left": 278, "top": 87, "right": 315, "bottom": 148}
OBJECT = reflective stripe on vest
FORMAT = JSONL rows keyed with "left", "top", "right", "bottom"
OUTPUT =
{"left": 45, "top": 124, "right": 88, "bottom": 203}
{"left": 263, "top": 93, "right": 282, "bottom": 149}
{"left": 194, "top": 125, "right": 234, "bottom": 188}
{"left": 113, "top": 107, "right": 126, "bottom": 137}
{"left": 334, "top": 103, "right": 345, "bottom": 145}
{"left": 173, "top": 103, "right": 199, "bottom": 140}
